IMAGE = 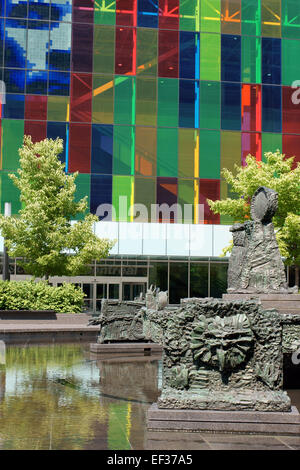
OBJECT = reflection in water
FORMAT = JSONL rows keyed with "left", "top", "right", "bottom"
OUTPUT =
{"left": 0, "top": 343, "right": 161, "bottom": 450}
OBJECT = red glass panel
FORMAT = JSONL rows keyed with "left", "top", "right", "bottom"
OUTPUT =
{"left": 115, "top": 27, "right": 137, "bottom": 75}
{"left": 70, "top": 73, "right": 92, "bottom": 123}
{"left": 73, "top": 0, "right": 94, "bottom": 23}
{"left": 282, "top": 86, "right": 300, "bottom": 134}
{"left": 24, "top": 121, "right": 47, "bottom": 143}
{"left": 25, "top": 95, "right": 47, "bottom": 121}
{"left": 159, "top": 0, "right": 179, "bottom": 30}
{"left": 69, "top": 123, "right": 91, "bottom": 173}
{"left": 158, "top": 29, "right": 179, "bottom": 78}
{"left": 156, "top": 177, "right": 178, "bottom": 223}
{"left": 283, "top": 134, "right": 300, "bottom": 169}
{"left": 116, "top": 0, "right": 137, "bottom": 26}
{"left": 241, "top": 84, "right": 261, "bottom": 132}
{"left": 199, "top": 179, "right": 220, "bottom": 225}
{"left": 242, "top": 132, "right": 262, "bottom": 166}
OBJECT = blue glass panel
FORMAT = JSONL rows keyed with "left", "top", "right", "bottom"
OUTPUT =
{"left": 26, "top": 69, "right": 47, "bottom": 94}
{"left": 179, "top": 31, "right": 200, "bottom": 80}
{"left": 91, "top": 124, "right": 113, "bottom": 175}
{"left": 0, "top": 18, "right": 4, "bottom": 66}
{"left": 0, "top": 0, "right": 5, "bottom": 17}
{"left": 179, "top": 79, "right": 199, "bottom": 128}
{"left": 221, "top": 82, "right": 241, "bottom": 130}
{"left": 47, "top": 121, "right": 67, "bottom": 163}
{"left": 5, "top": 0, "right": 28, "bottom": 18}
{"left": 221, "top": 34, "right": 241, "bottom": 82}
{"left": 29, "top": 0, "right": 50, "bottom": 20}
{"left": 262, "top": 85, "right": 282, "bottom": 133}
{"left": 4, "top": 19, "right": 27, "bottom": 68}
{"left": 50, "top": 0, "right": 72, "bottom": 22}
{"left": 48, "top": 70, "right": 70, "bottom": 95}
{"left": 48, "top": 21, "right": 71, "bottom": 70}
{"left": 262, "top": 37, "right": 281, "bottom": 85}
{"left": 138, "top": 0, "right": 158, "bottom": 28}
{"left": 90, "top": 174, "right": 112, "bottom": 219}
{"left": 3, "top": 68, "right": 25, "bottom": 92}
{"left": 27, "top": 20, "right": 49, "bottom": 70}
{"left": 2, "top": 93, "right": 24, "bottom": 118}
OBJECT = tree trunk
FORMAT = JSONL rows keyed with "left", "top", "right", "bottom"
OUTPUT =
{"left": 295, "top": 265, "right": 299, "bottom": 290}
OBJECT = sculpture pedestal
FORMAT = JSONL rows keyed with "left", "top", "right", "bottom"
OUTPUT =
{"left": 147, "top": 403, "right": 300, "bottom": 435}
{"left": 223, "top": 293, "right": 300, "bottom": 315}
{"left": 90, "top": 342, "right": 163, "bottom": 355}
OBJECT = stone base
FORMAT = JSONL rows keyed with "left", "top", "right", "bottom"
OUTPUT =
{"left": 223, "top": 293, "right": 300, "bottom": 315}
{"left": 90, "top": 342, "right": 163, "bottom": 355}
{"left": 158, "top": 387, "right": 291, "bottom": 412}
{"left": 147, "top": 403, "right": 300, "bottom": 435}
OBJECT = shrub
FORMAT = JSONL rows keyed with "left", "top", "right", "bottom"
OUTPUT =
{"left": 0, "top": 281, "right": 85, "bottom": 313}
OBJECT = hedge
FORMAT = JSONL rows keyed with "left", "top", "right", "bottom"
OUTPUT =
{"left": 0, "top": 280, "right": 85, "bottom": 313}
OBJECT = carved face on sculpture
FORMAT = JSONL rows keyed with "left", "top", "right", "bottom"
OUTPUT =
{"left": 191, "top": 314, "right": 254, "bottom": 372}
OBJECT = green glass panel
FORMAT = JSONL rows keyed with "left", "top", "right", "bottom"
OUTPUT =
{"left": 262, "top": 133, "right": 282, "bottom": 162}
{"left": 242, "top": 36, "right": 261, "bottom": 84}
{"left": 241, "top": 0, "right": 261, "bottom": 36}
{"left": 157, "top": 127, "right": 178, "bottom": 177}
{"left": 135, "top": 127, "right": 156, "bottom": 177}
{"left": 199, "top": 130, "right": 220, "bottom": 179}
{"left": 200, "top": 33, "right": 220, "bottom": 81}
{"left": 282, "top": 0, "right": 300, "bottom": 39}
{"left": 261, "top": 0, "right": 281, "bottom": 37}
{"left": 137, "top": 28, "right": 157, "bottom": 77}
{"left": 178, "top": 179, "right": 194, "bottom": 224}
{"left": 178, "top": 129, "right": 197, "bottom": 177}
{"left": 47, "top": 96, "right": 69, "bottom": 122}
{"left": 282, "top": 39, "right": 300, "bottom": 86}
{"left": 180, "top": 0, "right": 200, "bottom": 31}
{"left": 221, "top": 131, "right": 241, "bottom": 172}
{"left": 113, "top": 125, "right": 135, "bottom": 175}
{"left": 93, "top": 25, "right": 115, "bottom": 74}
{"left": 200, "top": 0, "right": 221, "bottom": 33}
{"left": 200, "top": 81, "right": 220, "bottom": 129}
{"left": 74, "top": 173, "right": 90, "bottom": 220}
{"left": 114, "top": 76, "right": 135, "bottom": 125}
{"left": 134, "top": 177, "right": 155, "bottom": 221}
{"left": 0, "top": 172, "right": 21, "bottom": 215}
{"left": 92, "top": 75, "right": 114, "bottom": 124}
{"left": 94, "top": 0, "right": 116, "bottom": 25}
{"left": 157, "top": 78, "right": 178, "bottom": 127}
{"left": 112, "top": 175, "right": 132, "bottom": 222}
{"left": 135, "top": 77, "right": 156, "bottom": 126}
{"left": 1, "top": 119, "right": 24, "bottom": 171}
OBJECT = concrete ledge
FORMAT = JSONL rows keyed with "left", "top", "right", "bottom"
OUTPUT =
{"left": 90, "top": 342, "right": 163, "bottom": 355}
{"left": 147, "top": 403, "right": 300, "bottom": 435}
{"left": 223, "top": 293, "right": 300, "bottom": 315}
{"left": 0, "top": 324, "right": 99, "bottom": 344}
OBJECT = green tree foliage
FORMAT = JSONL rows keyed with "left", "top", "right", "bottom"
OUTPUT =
{"left": 0, "top": 136, "right": 114, "bottom": 278}
{"left": 207, "top": 151, "right": 300, "bottom": 284}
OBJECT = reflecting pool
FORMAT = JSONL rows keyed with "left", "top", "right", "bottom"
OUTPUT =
{"left": 0, "top": 343, "right": 299, "bottom": 450}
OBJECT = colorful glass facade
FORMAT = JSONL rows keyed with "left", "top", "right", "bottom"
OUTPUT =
{"left": 0, "top": 0, "right": 300, "bottom": 223}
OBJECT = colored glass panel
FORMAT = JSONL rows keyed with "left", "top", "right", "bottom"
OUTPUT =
{"left": 91, "top": 124, "right": 113, "bottom": 174}
{"left": 282, "top": 0, "right": 300, "bottom": 39}
{"left": 112, "top": 175, "right": 133, "bottom": 222}
{"left": 241, "top": 84, "right": 261, "bottom": 132}
{"left": 134, "top": 176, "right": 156, "bottom": 221}
{"left": 262, "top": 37, "right": 281, "bottom": 85}
{"left": 158, "top": 0, "right": 179, "bottom": 30}
{"left": 178, "top": 128, "right": 197, "bottom": 178}
{"left": 221, "top": 34, "right": 241, "bottom": 83}
{"left": 25, "top": 95, "right": 47, "bottom": 120}
{"left": 0, "top": 172, "right": 21, "bottom": 215}
{"left": 113, "top": 125, "right": 134, "bottom": 175}
{"left": 135, "top": 76, "right": 156, "bottom": 126}
{"left": 47, "top": 121, "right": 67, "bottom": 164}
{"left": 1, "top": 118, "right": 24, "bottom": 170}
{"left": 179, "top": 31, "right": 200, "bottom": 80}
{"left": 199, "top": 81, "right": 220, "bottom": 130}
{"left": 114, "top": 76, "right": 135, "bottom": 125}
{"left": 158, "top": 29, "right": 178, "bottom": 78}
{"left": 3, "top": 69, "right": 26, "bottom": 93}
{"left": 283, "top": 134, "right": 300, "bottom": 168}
{"left": 200, "top": 33, "right": 220, "bottom": 81}
{"left": 93, "top": 25, "right": 115, "bottom": 74}
{"left": 156, "top": 176, "right": 177, "bottom": 222}
{"left": 221, "top": 82, "right": 241, "bottom": 131}
{"left": 241, "top": 36, "right": 261, "bottom": 84}
{"left": 282, "top": 38, "right": 300, "bottom": 86}
{"left": 157, "top": 127, "right": 178, "bottom": 177}
{"left": 115, "top": 27, "right": 136, "bottom": 75}
{"left": 221, "top": 0, "right": 241, "bottom": 35}
{"left": 241, "top": 132, "right": 262, "bottom": 165}
{"left": 24, "top": 120, "right": 46, "bottom": 142}
{"left": 200, "top": 0, "right": 221, "bottom": 33}
{"left": 74, "top": 173, "right": 90, "bottom": 219}
{"left": 116, "top": 0, "right": 137, "bottom": 27}
{"left": 179, "top": 0, "right": 200, "bottom": 31}
{"left": 178, "top": 179, "right": 194, "bottom": 224}
{"left": 157, "top": 78, "right": 178, "bottom": 127}
{"left": 90, "top": 174, "right": 112, "bottom": 218}
{"left": 262, "top": 84, "right": 282, "bottom": 133}
{"left": 199, "top": 129, "right": 220, "bottom": 179}
{"left": 262, "top": 132, "right": 282, "bottom": 161}
{"left": 137, "top": 0, "right": 158, "bottom": 28}
{"left": 179, "top": 79, "right": 199, "bottom": 129}
{"left": 221, "top": 130, "right": 241, "bottom": 171}
{"left": 69, "top": 123, "right": 91, "bottom": 173}
{"left": 48, "top": 71, "right": 70, "bottom": 96}
{"left": 136, "top": 28, "right": 157, "bottom": 77}
{"left": 241, "top": 0, "right": 261, "bottom": 36}
{"left": 199, "top": 179, "right": 220, "bottom": 224}
{"left": 71, "top": 23, "right": 93, "bottom": 73}
{"left": 282, "top": 86, "right": 300, "bottom": 134}
{"left": 92, "top": 75, "right": 114, "bottom": 124}
{"left": 94, "top": 0, "right": 116, "bottom": 25}
{"left": 73, "top": 0, "right": 94, "bottom": 23}
{"left": 70, "top": 73, "right": 92, "bottom": 123}
{"left": 135, "top": 126, "right": 156, "bottom": 176}
{"left": 261, "top": 0, "right": 281, "bottom": 37}
{"left": 47, "top": 96, "right": 69, "bottom": 122}
{"left": 2, "top": 94, "right": 24, "bottom": 119}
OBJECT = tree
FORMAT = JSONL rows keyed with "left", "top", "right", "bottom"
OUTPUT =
{"left": 207, "top": 151, "right": 300, "bottom": 287}
{"left": 0, "top": 136, "right": 115, "bottom": 279}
